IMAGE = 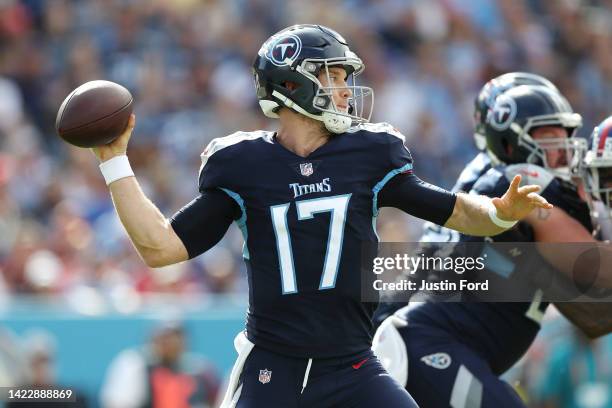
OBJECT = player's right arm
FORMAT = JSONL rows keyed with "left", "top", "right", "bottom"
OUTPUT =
{"left": 107, "top": 176, "right": 189, "bottom": 267}
{"left": 528, "top": 208, "right": 612, "bottom": 337}
{"left": 92, "top": 114, "right": 237, "bottom": 267}
{"left": 525, "top": 207, "right": 612, "bottom": 288}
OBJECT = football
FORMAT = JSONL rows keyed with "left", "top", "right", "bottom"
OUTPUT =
{"left": 56, "top": 80, "right": 133, "bottom": 148}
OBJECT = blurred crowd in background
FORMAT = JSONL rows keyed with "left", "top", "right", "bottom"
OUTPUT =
{"left": 1, "top": 0, "right": 612, "bottom": 302}
{"left": 1, "top": 0, "right": 612, "bottom": 406}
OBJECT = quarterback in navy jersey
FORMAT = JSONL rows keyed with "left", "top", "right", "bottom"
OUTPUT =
{"left": 191, "top": 122, "right": 460, "bottom": 361}
{"left": 91, "top": 25, "right": 552, "bottom": 408}
{"left": 373, "top": 84, "right": 612, "bottom": 407}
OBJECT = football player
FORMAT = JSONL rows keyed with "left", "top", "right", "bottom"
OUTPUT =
{"left": 582, "top": 115, "right": 612, "bottom": 239}
{"left": 92, "top": 25, "right": 551, "bottom": 407}
{"left": 554, "top": 115, "right": 612, "bottom": 339}
{"left": 373, "top": 84, "right": 612, "bottom": 407}
{"left": 418, "top": 72, "right": 561, "bottom": 249}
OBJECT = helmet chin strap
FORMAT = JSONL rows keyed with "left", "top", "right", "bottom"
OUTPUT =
{"left": 322, "top": 111, "right": 352, "bottom": 133}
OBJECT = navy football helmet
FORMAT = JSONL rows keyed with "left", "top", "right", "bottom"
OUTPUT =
{"left": 253, "top": 24, "right": 373, "bottom": 134}
{"left": 582, "top": 115, "right": 612, "bottom": 214}
{"left": 484, "top": 85, "right": 583, "bottom": 180}
{"left": 474, "top": 72, "right": 558, "bottom": 150}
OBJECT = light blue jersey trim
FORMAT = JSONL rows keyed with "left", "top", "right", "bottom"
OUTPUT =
{"left": 371, "top": 162, "right": 412, "bottom": 240}
{"left": 372, "top": 163, "right": 413, "bottom": 217}
{"left": 371, "top": 217, "right": 380, "bottom": 241}
{"left": 219, "top": 188, "right": 249, "bottom": 260}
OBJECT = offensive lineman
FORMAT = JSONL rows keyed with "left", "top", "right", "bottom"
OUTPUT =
{"left": 374, "top": 83, "right": 612, "bottom": 407}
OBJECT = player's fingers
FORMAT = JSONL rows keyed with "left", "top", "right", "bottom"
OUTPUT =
{"left": 127, "top": 113, "right": 135, "bottom": 129}
{"left": 538, "top": 202, "right": 554, "bottom": 209}
{"left": 112, "top": 114, "right": 135, "bottom": 148}
{"left": 509, "top": 174, "right": 521, "bottom": 194}
{"left": 120, "top": 114, "right": 136, "bottom": 138}
{"left": 518, "top": 185, "right": 541, "bottom": 195}
{"left": 527, "top": 192, "right": 553, "bottom": 209}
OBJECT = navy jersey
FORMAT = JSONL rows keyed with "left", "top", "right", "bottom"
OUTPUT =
{"left": 402, "top": 163, "right": 593, "bottom": 374}
{"left": 420, "top": 152, "right": 492, "bottom": 244}
{"left": 450, "top": 152, "right": 492, "bottom": 193}
{"left": 190, "top": 123, "right": 456, "bottom": 359}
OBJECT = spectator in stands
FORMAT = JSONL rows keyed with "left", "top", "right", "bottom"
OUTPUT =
{"left": 100, "top": 319, "right": 220, "bottom": 408}
{"left": 7, "top": 329, "right": 89, "bottom": 407}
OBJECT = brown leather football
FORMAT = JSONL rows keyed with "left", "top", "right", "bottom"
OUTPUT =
{"left": 56, "top": 80, "right": 133, "bottom": 148}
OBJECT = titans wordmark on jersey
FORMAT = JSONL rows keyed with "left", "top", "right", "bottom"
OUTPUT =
{"left": 196, "top": 123, "right": 454, "bottom": 358}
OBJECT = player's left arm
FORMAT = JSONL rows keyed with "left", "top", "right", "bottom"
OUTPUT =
{"left": 379, "top": 129, "right": 550, "bottom": 236}
{"left": 379, "top": 172, "right": 551, "bottom": 236}
{"left": 444, "top": 174, "right": 552, "bottom": 236}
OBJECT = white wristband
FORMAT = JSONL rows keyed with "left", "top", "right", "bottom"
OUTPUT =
{"left": 488, "top": 204, "right": 518, "bottom": 229}
{"left": 99, "top": 155, "right": 134, "bottom": 186}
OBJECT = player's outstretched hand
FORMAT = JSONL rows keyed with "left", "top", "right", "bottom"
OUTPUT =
{"left": 91, "top": 113, "right": 135, "bottom": 163}
{"left": 492, "top": 175, "right": 553, "bottom": 222}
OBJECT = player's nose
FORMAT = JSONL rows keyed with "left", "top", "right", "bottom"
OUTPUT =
{"left": 340, "top": 85, "right": 352, "bottom": 99}
{"left": 549, "top": 150, "right": 566, "bottom": 167}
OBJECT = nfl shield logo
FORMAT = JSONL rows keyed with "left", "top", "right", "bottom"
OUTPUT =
{"left": 300, "top": 163, "right": 313, "bottom": 177}
{"left": 259, "top": 369, "right": 272, "bottom": 384}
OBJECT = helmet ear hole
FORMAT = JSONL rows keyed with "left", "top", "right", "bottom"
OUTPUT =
{"left": 283, "top": 81, "right": 300, "bottom": 91}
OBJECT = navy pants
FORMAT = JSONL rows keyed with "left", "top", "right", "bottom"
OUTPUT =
{"left": 398, "top": 324, "right": 526, "bottom": 408}
{"left": 235, "top": 347, "right": 418, "bottom": 407}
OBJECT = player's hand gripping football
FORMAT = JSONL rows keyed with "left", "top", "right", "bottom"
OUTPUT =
{"left": 492, "top": 174, "right": 553, "bottom": 222}
{"left": 91, "top": 114, "right": 135, "bottom": 163}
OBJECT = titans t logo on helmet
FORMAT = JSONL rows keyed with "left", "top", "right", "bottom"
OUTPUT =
{"left": 266, "top": 34, "right": 302, "bottom": 66}
{"left": 488, "top": 94, "right": 517, "bottom": 131}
